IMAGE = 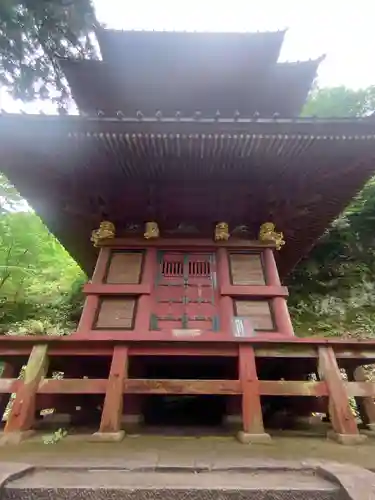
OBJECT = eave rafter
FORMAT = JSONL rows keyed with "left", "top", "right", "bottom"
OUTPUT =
{"left": 0, "top": 28, "right": 371, "bottom": 277}
{"left": 1, "top": 112, "right": 375, "bottom": 137}
{"left": 95, "top": 27, "right": 288, "bottom": 67}
{"left": 59, "top": 58, "right": 322, "bottom": 118}
{"left": 1, "top": 113, "right": 375, "bottom": 277}
{"left": 58, "top": 27, "right": 322, "bottom": 119}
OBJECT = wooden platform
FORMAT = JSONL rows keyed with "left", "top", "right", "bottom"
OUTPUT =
{"left": 1, "top": 336, "right": 375, "bottom": 445}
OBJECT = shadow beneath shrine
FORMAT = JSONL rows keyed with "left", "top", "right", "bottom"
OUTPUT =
{"left": 137, "top": 356, "right": 235, "bottom": 430}
{"left": 142, "top": 394, "right": 226, "bottom": 428}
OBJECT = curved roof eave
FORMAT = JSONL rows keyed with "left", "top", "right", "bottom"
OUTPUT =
{"left": 95, "top": 27, "right": 288, "bottom": 66}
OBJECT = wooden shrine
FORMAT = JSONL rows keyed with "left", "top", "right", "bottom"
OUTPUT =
{"left": 1, "top": 29, "right": 375, "bottom": 444}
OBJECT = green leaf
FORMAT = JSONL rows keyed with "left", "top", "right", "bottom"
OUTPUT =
{"left": 0, "top": 0, "right": 97, "bottom": 103}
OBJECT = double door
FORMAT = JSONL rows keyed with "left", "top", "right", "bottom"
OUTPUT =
{"left": 150, "top": 251, "right": 220, "bottom": 332}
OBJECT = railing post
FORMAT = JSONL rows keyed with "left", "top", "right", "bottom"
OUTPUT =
{"left": 347, "top": 364, "right": 375, "bottom": 431}
{"left": 91, "top": 345, "right": 128, "bottom": 442}
{"left": 4, "top": 345, "right": 49, "bottom": 443}
{"left": 237, "top": 344, "right": 271, "bottom": 444}
{"left": 0, "top": 361, "right": 21, "bottom": 422}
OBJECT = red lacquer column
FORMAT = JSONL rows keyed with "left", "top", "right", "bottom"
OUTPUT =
{"left": 216, "top": 248, "right": 233, "bottom": 336}
{"left": 134, "top": 248, "right": 156, "bottom": 333}
{"left": 263, "top": 248, "right": 294, "bottom": 336}
{"left": 97, "top": 345, "right": 129, "bottom": 436}
{"left": 0, "top": 362, "right": 20, "bottom": 421}
{"left": 237, "top": 344, "right": 270, "bottom": 443}
{"left": 76, "top": 247, "right": 110, "bottom": 335}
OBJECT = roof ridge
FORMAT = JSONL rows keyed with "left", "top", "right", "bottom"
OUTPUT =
{"left": 95, "top": 26, "right": 288, "bottom": 36}
{"left": 58, "top": 57, "right": 324, "bottom": 67}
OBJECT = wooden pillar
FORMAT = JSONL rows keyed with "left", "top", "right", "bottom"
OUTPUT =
{"left": 134, "top": 248, "right": 155, "bottom": 333}
{"left": 217, "top": 248, "right": 233, "bottom": 336}
{"left": 76, "top": 295, "right": 99, "bottom": 333}
{"left": 76, "top": 248, "right": 110, "bottom": 335}
{"left": 93, "top": 346, "right": 128, "bottom": 441}
{"left": 92, "top": 247, "right": 111, "bottom": 283}
{"left": 263, "top": 248, "right": 294, "bottom": 336}
{"left": 347, "top": 365, "right": 375, "bottom": 431}
{"left": 318, "top": 347, "right": 365, "bottom": 444}
{"left": 237, "top": 345, "right": 270, "bottom": 443}
{"left": 0, "top": 362, "right": 20, "bottom": 422}
{"left": 5, "top": 345, "right": 49, "bottom": 436}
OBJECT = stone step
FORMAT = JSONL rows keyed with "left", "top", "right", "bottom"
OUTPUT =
{"left": 1, "top": 463, "right": 374, "bottom": 499}
{"left": 0, "top": 468, "right": 341, "bottom": 500}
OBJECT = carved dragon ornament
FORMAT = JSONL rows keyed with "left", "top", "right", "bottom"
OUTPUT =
{"left": 90, "top": 221, "right": 116, "bottom": 247}
{"left": 259, "top": 222, "right": 285, "bottom": 250}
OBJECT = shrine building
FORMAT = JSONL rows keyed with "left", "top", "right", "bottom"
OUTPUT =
{"left": 1, "top": 29, "right": 375, "bottom": 444}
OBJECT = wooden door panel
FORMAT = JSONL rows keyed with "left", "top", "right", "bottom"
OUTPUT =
{"left": 151, "top": 251, "right": 219, "bottom": 332}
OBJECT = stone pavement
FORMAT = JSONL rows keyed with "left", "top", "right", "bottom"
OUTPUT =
{"left": 1, "top": 434, "right": 375, "bottom": 470}
{"left": 0, "top": 436, "right": 374, "bottom": 498}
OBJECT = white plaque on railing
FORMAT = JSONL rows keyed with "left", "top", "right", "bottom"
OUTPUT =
{"left": 172, "top": 329, "right": 202, "bottom": 337}
{"left": 232, "top": 317, "right": 255, "bottom": 338}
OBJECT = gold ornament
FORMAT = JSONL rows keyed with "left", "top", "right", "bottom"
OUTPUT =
{"left": 214, "top": 222, "right": 230, "bottom": 241}
{"left": 144, "top": 221, "right": 160, "bottom": 239}
{"left": 259, "top": 222, "right": 285, "bottom": 250}
{"left": 90, "top": 221, "right": 116, "bottom": 247}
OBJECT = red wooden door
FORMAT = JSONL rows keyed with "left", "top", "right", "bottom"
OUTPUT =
{"left": 150, "top": 251, "right": 219, "bottom": 332}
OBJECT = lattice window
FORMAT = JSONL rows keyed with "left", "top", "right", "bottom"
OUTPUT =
{"left": 189, "top": 260, "right": 211, "bottom": 277}
{"left": 161, "top": 258, "right": 211, "bottom": 277}
{"left": 161, "top": 260, "right": 183, "bottom": 277}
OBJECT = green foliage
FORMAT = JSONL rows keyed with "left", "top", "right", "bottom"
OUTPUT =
{"left": 0, "top": 0, "right": 97, "bottom": 104}
{"left": 42, "top": 427, "right": 68, "bottom": 444}
{"left": 0, "top": 173, "right": 26, "bottom": 212}
{"left": 302, "top": 86, "right": 375, "bottom": 117}
{"left": 290, "top": 87, "right": 375, "bottom": 337}
{"left": 0, "top": 175, "right": 85, "bottom": 334}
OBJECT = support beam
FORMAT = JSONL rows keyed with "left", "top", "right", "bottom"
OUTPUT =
{"left": 99, "top": 238, "right": 273, "bottom": 249}
{"left": 237, "top": 345, "right": 270, "bottom": 444}
{"left": 84, "top": 284, "right": 151, "bottom": 295}
{"left": 259, "top": 380, "right": 328, "bottom": 396}
{"left": 4, "top": 345, "right": 49, "bottom": 437}
{"left": 38, "top": 378, "right": 108, "bottom": 394}
{"left": 318, "top": 346, "right": 365, "bottom": 444}
{"left": 123, "top": 379, "right": 241, "bottom": 394}
{"left": 93, "top": 346, "right": 128, "bottom": 441}
{"left": 347, "top": 365, "right": 375, "bottom": 431}
{"left": 220, "top": 285, "right": 288, "bottom": 297}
